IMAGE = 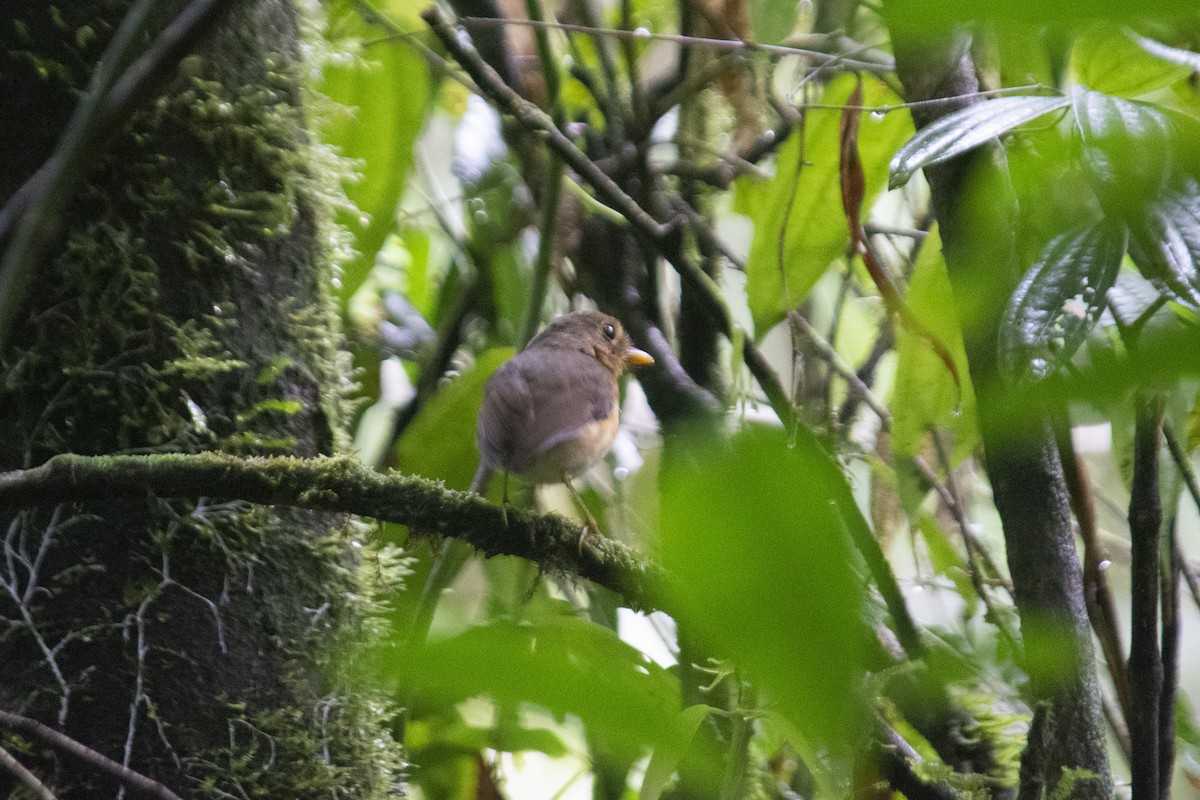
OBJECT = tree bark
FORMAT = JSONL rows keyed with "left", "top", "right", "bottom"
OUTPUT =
{"left": 884, "top": 25, "right": 1112, "bottom": 800}
{"left": 0, "top": 2, "right": 399, "bottom": 797}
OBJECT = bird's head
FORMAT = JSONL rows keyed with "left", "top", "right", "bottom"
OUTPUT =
{"left": 526, "top": 311, "right": 654, "bottom": 375}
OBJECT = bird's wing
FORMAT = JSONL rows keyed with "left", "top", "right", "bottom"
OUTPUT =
{"left": 476, "top": 350, "right": 615, "bottom": 474}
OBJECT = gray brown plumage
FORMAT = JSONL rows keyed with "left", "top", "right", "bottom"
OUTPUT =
{"left": 476, "top": 311, "right": 652, "bottom": 490}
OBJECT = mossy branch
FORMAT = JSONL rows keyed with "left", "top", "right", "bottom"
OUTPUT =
{"left": 0, "top": 453, "right": 668, "bottom": 613}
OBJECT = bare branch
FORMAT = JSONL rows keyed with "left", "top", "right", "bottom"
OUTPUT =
{"left": 0, "top": 710, "right": 182, "bottom": 800}
{"left": 0, "top": 743, "right": 59, "bottom": 800}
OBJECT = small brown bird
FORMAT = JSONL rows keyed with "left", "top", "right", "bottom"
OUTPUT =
{"left": 475, "top": 311, "right": 653, "bottom": 535}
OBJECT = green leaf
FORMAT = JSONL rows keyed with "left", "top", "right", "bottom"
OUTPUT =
{"left": 319, "top": 12, "right": 434, "bottom": 306}
{"left": 389, "top": 617, "right": 679, "bottom": 750}
{"left": 891, "top": 226, "right": 978, "bottom": 471}
{"left": 1071, "top": 25, "right": 1193, "bottom": 97}
{"left": 1128, "top": 180, "right": 1200, "bottom": 311}
{"left": 659, "top": 426, "right": 871, "bottom": 750}
{"left": 749, "top": 0, "right": 797, "bottom": 45}
{"left": 916, "top": 514, "right": 977, "bottom": 617}
{"left": 1069, "top": 86, "right": 1175, "bottom": 208}
{"left": 889, "top": 95, "right": 1070, "bottom": 189}
{"left": 638, "top": 704, "right": 717, "bottom": 800}
{"left": 744, "top": 75, "right": 911, "bottom": 335}
{"left": 999, "top": 220, "right": 1128, "bottom": 379}
{"left": 395, "top": 347, "right": 513, "bottom": 489}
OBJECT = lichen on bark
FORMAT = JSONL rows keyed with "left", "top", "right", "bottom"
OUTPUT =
{"left": 0, "top": 1, "right": 401, "bottom": 797}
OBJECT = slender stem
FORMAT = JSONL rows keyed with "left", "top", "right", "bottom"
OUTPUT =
{"left": 1163, "top": 423, "right": 1200, "bottom": 614}
{"left": 929, "top": 429, "right": 1021, "bottom": 655}
{"left": 719, "top": 684, "right": 757, "bottom": 800}
{"left": 423, "top": 7, "right": 667, "bottom": 241}
{"left": 1054, "top": 415, "right": 1132, "bottom": 730}
{"left": 1127, "top": 392, "right": 1164, "bottom": 800}
{"left": 1159, "top": 519, "right": 1180, "bottom": 800}
{"left": 0, "top": 744, "right": 59, "bottom": 800}
{"left": 456, "top": 15, "right": 896, "bottom": 71}
{"left": 789, "top": 310, "right": 892, "bottom": 426}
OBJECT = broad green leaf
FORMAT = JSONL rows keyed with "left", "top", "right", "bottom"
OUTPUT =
{"left": 659, "top": 426, "right": 871, "bottom": 750}
{"left": 395, "top": 347, "right": 513, "bottom": 489}
{"left": 638, "top": 704, "right": 717, "bottom": 800}
{"left": 744, "top": 75, "right": 911, "bottom": 335}
{"left": 995, "top": 24, "right": 1056, "bottom": 89}
{"left": 388, "top": 617, "right": 679, "bottom": 750}
{"left": 320, "top": 11, "right": 434, "bottom": 306}
{"left": 749, "top": 0, "right": 797, "bottom": 45}
{"left": 999, "top": 220, "right": 1128, "bottom": 379}
{"left": 1071, "top": 25, "right": 1192, "bottom": 97}
{"left": 889, "top": 95, "right": 1070, "bottom": 189}
{"left": 1128, "top": 180, "right": 1200, "bottom": 311}
{"left": 892, "top": 226, "right": 977, "bottom": 472}
{"left": 1070, "top": 86, "right": 1175, "bottom": 208}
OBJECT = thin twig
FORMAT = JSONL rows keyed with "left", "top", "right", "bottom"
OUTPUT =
{"left": 928, "top": 429, "right": 1021, "bottom": 655}
{"left": 456, "top": 16, "right": 896, "bottom": 71}
{"left": 1054, "top": 415, "right": 1132, "bottom": 736}
{"left": 874, "top": 719, "right": 963, "bottom": 800}
{"left": 788, "top": 310, "right": 892, "bottom": 426}
{"left": 1163, "top": 423, "right": 1200, "bottom": 614}
{"left": 423, "top": 7, "right": 667, "bottom": 240}
{"left": 424, "top": 8, "right": 797, "bottom": 432}
{"left": 0, "top": 744, "right": 59, "bottom": 800}
{"left": 0, "top": 710, "right": 183, "bottom": 800}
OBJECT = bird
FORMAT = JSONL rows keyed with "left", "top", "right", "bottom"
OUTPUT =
{"left": 475, "top": 311, "right": 653, "bottom": 539}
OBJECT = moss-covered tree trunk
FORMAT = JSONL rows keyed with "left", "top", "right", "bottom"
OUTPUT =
{"left": 0, "top": 1, "right": 398, "bottom": 797}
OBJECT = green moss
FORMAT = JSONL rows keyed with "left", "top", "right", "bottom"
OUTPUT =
{"left": 0, "top": 1, "right": 402, "bottom": 796}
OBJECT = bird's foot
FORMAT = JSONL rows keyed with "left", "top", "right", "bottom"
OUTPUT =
{"left": 576, "top": 518, "right": 604, "bottom": 555}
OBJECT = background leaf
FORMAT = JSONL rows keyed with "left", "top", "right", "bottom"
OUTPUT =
{"left": 659, "top": 425, "right": 871, "bottom": 750}
{"left": 388, "top": 617, "right": 680, "bottom": 752}
{"left": 638, "top": 704, "right": 717, "bottom": 800}
{"left": 744, "top": 75, "right": 911, "bottom": 336}
{"left": 1071, "top": 25, "right": 1192, "bottom": 97}
{"left": 1069, "top": 86, "right": 1175, "bottom": 209}
{"left": 320, "top": 5, "right": 434, "bottom": 306}
{"left": 892, "top": 226, "right": 978, "bottom": 475}
{"left": 395, "top": 347, "right": 512, "bottom": 489}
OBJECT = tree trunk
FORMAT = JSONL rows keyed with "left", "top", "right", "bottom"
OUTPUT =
{"left": 0, "top": 2, "right": 399, "bottom": 797}
{"left": 885, "top": 26, "right": 1112, "bottom": 800}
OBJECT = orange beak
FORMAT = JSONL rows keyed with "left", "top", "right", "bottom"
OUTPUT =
{"left": 624, "top": 347, "right": 654, "bottom": 367}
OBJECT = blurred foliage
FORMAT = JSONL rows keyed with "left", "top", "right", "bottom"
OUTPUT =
{"left": 312, "top": 0, "right": 1200, "bottom": 796}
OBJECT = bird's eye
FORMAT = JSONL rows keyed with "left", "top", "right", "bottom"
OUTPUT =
{"left": 602, "top": 323, "right": 616, "bottom": 340}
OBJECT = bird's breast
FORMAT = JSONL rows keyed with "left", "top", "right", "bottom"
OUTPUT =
{"left": 515, "top": 403, "right": 620, "bottom": 484}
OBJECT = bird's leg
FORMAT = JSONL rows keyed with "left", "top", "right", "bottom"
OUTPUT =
{"left": 561, "top": 473, "right": 601, "bottom": 553}
{"left": 501, "top": 470, "right": 510, "bottom": 527}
